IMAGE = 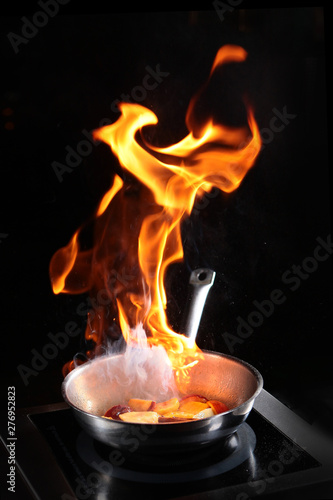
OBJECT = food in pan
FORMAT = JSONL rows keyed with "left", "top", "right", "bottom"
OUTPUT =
{"left": 103, "top": 394, "right": 229, "bottom": 423}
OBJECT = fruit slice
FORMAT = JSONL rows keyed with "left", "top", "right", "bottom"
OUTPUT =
{"left": 154, "top": 397, "right": 179, "bottom": 415}
{"left": 207, "top": 400, "right": 229, "bottom": 414}
{"left": 178, "top": 401, "right": 209, "bottom": 414}
{"left": 119, "top": 411, "right": 159, "bottom": 423}
{"left": 158, "top": 411, "right": 195, "bottom": 422}
{"left": 158, "top": 417, "right": 191, "bottom": 422}
{"left": 179, "top": 394, "right": 208, "bottom": 404}
{"left": 162, "top": 411, "right": 195, "bottom": 419}
{"left": 128, "top": 398, "right": 155, "bottom": 412}
{"left": 194, "top": 407, "right": 215, "bottom": 419}
{"left": 104, "top": 405, "right": 131, "bottom": 420}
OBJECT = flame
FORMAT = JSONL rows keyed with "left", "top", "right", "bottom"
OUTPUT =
{"left": 50, "top": 45, "right": 261, "bottom": 386}
{"left": 50, "top": 230, "right": 79, "bottom": 295}
{"left": 96, "top": 174, "right": 124, "bottom": 217}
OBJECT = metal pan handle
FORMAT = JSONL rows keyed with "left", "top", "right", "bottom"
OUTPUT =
{"left": 180, "top": 268, "right": 215, "bottom": 346}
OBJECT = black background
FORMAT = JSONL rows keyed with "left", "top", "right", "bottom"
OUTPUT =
{"left": 1, "top": 1, "right": 332, "bottom": 437}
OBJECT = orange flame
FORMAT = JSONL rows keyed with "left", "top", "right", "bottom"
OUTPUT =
{"left": 50, "top": 230, "right": 80, "bottom": 295}
{"left": 50, "top": 45, "right": 261, "bottom": 384}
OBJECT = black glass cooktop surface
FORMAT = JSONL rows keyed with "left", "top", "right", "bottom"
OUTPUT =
{"left": 29, "top": 405, "right": 320, "bottom": 500}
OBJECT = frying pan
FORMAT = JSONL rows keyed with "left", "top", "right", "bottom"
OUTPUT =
{"left": 62, "top": 269, "right": 263, "bottom": 457}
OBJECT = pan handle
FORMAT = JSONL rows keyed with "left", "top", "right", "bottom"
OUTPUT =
{"left": 180, "top": 268, "right": 215, "bottom": 346}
